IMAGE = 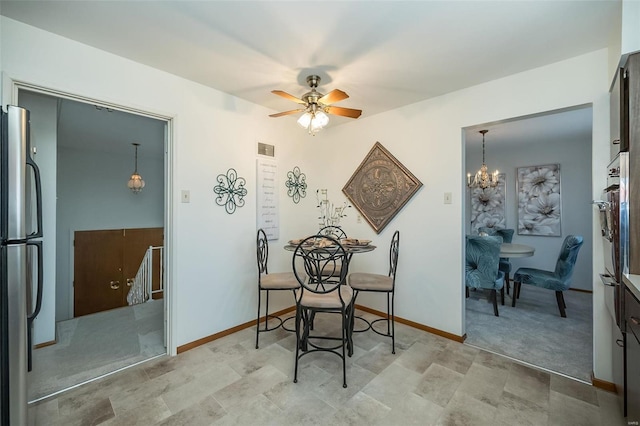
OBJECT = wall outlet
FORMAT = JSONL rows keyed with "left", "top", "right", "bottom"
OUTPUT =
{"left": 181, "top": 190, "right": 190, "bottom": 203}
{"left": 444, "top": 192, "right": 452, "bottom": 204}
{"left": 357, "top": 214, "right": 362, "bottom": 223}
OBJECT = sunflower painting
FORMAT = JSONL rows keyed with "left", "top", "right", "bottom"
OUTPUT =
{"left": 516, "top": 164, "right": 561, "bottom": 236}
{"left": 469, "top": 173, "right": 506, "bottom": 235}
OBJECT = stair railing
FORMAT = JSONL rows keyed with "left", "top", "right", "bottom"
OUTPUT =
{"left": 127, "top": 245, "right": 164, "bottom": 305}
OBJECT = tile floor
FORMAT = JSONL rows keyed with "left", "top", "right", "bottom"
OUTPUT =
{"left": 28, "top": 311, "right": 626, "bottom": 425}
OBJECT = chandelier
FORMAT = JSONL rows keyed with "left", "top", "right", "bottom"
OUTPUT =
{"left": 127, "top": 143, "right": 145, "bottom": 193}
{"left": 467, "top": 130, "right": 499, "bottom": 189}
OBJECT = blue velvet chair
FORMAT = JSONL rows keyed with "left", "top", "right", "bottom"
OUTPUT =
{"left": 478, "top": 227, "right": 514, "bottom": 295}
{"left": 511, "top": 235, "right": 584, "bottom": 317}
{"left": 465, "top": 235, "right": 505, "bottom": 316}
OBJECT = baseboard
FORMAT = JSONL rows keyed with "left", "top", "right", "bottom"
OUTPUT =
{"left": 177, "top": 304, "right": 465, "bottom": 354}
{"left": 34, "top": 339, "right": 56, "bottom": 350}
{"left": 176, "top": 306, "right": 296, "bottom": 354}
{"left": 354, "top": 304, "right": 466, "bottom": 343}
{"left": 569, "top": 287, "right": 593, "bottom": 294}
{"left": 591, "top": 372, "right": 617, "bottom": 392}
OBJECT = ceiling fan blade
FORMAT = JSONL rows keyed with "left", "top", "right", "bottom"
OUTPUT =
{"left": 318, "top": 89, "right": 349, "bottom": 105}
{"left": 271, "top": 90, "right": 306, "bottom": 104}
{"left": 269, "top": 109, "right": 304, "bottom": 118}
{"left": 325, "top": 106, "right": 362, "bottom": 119}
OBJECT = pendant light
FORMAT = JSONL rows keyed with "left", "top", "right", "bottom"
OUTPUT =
{"left": 127, "top": 143, "right": 145, "bottom": 193}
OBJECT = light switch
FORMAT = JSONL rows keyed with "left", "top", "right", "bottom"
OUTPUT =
{"left": 444, "top": 192, "right": 452, "bottom": 204}
{"left": 181, "top": 190, "right": 190, "bottom": 203}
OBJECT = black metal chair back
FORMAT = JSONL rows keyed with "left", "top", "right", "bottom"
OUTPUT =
{"left": 257, "top": 228, "right": 269, "bottom": 276}
{"left": 293, "top": 235, "right": 348, "bottom": 298}
{"left": 388, "top": 230, "right": 400, "bottom": 282}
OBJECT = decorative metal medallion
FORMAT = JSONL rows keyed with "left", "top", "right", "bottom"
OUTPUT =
{"left": 285, "top": 166, "right": 307, "bottom": 204}
{"left": 213, "top": 168, "right": 248, "bottom": 214}
{"left": 343, "top": 142, "right": 422, "bottom": 234}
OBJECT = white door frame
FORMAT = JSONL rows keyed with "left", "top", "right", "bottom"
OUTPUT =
{"left": 8, "top": 78, "right": 176, "bottom": 356}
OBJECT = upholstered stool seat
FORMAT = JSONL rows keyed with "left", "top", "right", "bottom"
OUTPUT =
{"left": 260, "top": 272, "right": 300, "bottom": 290}
{"left": 296, "top": 285, "right": 353, "bottom": 309}
{"left": 349, "top": 273, "right": 393, "bottom": 292}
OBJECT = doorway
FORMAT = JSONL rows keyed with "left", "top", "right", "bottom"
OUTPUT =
{"left": 16, "top": 88, "right": 171, "bottom": 401}
{"left": 462, "top": 106, "right": 594, "bottom": 383}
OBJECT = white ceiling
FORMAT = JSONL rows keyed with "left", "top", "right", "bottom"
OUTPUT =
{"left": 3, "top": 1, "right": 617, "bottom": 144}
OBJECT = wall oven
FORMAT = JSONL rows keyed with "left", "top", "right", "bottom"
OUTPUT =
{"left": 597, "top": 153, "right": 626, "bottom": 328}
{"left": 596, "top": 152, "right": 630, "bottom": 416}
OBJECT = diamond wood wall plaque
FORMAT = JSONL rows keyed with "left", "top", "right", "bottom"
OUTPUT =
{"left": 343, "top": 142, "right": 422, "bottom": 234}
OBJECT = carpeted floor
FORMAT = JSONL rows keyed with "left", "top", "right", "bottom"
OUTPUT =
{"left": 28, "top": 299, "right": 165, "bottom": 401}
{"left": 464, "top": 284, "right": 592, "bottom": 382}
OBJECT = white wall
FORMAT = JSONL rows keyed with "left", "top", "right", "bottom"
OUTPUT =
{"left": 0, "top": 17, "right": 616, "bottom": 383}
{"left": 18, "top": 91, "right": 57, "bottom": 345}
{"left": 56, "top": 146, "right": 164, "bottom": 321}
{"left": 622, "top": 0, "right": 640, "bottom": 56}
{"left": 465, "top": 128, "right": 593, "bottom": 291}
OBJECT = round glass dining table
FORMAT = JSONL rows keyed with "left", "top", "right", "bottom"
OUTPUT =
{"left": 283, "top": 242, "right": 377, "bottom": 255}
{"left": 500, "top": 243, "right": 535, "bottom": 258}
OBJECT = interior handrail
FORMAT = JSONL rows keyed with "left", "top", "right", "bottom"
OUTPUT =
{"left": 126, "top": 245, "right": 163, "bottom": 305}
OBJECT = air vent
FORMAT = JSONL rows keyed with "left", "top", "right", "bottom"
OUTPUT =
{"left": 258, "top": 142, "right": 275, "bottom": 157}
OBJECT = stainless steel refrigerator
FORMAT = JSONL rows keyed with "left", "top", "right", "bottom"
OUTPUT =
{"left": 1, "top": 105, "right": 43, "bottom": 426}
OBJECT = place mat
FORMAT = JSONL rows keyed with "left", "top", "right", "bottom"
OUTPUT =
{"left": 341, "top": 238, "right": 372, "bottom": 246}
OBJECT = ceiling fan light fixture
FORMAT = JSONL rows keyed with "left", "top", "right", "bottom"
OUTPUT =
{"left": 314, "top": 110, "right": 329, "bottom": 127}
{"left": 297, "top": 111, "right": 312, "bottom": 128}
{"left": 297, "top": 109, "right": 329, "bottom": 135}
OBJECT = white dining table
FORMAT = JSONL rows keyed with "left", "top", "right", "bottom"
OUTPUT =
{"left": 500, "top": 243, "right": 535, "bottom": 258}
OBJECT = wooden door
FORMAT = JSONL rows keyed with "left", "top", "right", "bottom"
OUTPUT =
{"left": 74, "top": 229, "right": 125, "bottom": 317}
{"left": 74, "top": 227, "right": 164, "bottom": 317}
{"left": 122, "top": 228, "right": 163, "bottom": 300}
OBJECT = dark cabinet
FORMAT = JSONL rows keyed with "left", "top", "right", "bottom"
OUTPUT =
{"left": 625, "top": 286, "right": 640, "bottom": 423}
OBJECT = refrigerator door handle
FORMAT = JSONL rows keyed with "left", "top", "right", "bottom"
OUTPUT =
{"left": 26, "top": 241, "right": 43, "bottom": 372}
{"left": 25, "top": 154, "right": 43, "bottom": 239}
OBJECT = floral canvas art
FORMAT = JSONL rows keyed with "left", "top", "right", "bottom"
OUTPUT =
{"left": 517, "top": 164, "right": 561, "bottom": 236}
{"left": 469, "top": 173, "right": 506, "bottom": 234}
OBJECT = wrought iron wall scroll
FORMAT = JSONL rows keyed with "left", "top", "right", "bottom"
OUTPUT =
{"left": 285, "top": 166, "right": 307, "bottom": 204}
{"left": 213, "top": 168, "right": 248, "bottom": 214}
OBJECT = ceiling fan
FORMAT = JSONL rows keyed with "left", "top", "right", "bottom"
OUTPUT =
{"left": 269, "top": 75, "right": 362, "bottom": 135}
